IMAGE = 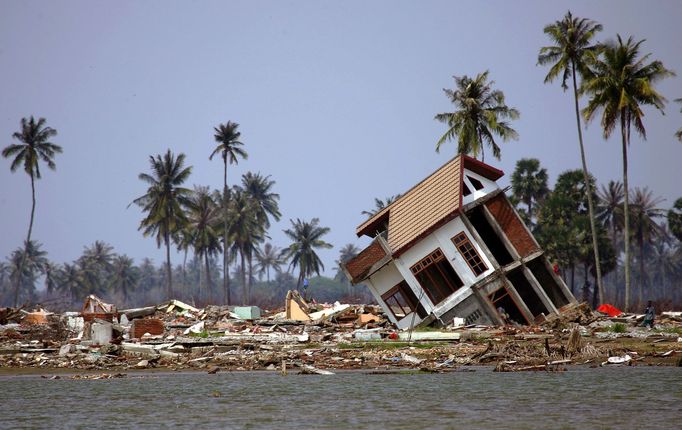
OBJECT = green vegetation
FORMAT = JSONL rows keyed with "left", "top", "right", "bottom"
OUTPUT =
{"left": 434, "top": 70, "right": 519, "bottom": 161}
{"left": 608, "top": 323, "right": 627, "bottom": 333}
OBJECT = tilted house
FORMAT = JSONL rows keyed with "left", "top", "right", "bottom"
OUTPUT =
{"left": 343, "top": 155, "right": 577, "bottom": 329}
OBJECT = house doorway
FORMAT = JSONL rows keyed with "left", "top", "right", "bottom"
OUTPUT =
{"left": 488, "top": 284, "right": 529, "bottom": 325}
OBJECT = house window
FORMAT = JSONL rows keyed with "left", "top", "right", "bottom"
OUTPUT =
{"left": 410, "top": 249, "right": 463, "bottom": 305}
{"left": 467, "top": 175, "right": 484, "bottom": 190}
{"left": 452, "top": 232, "right": 488, "bottom": 276}
{"left": 462, "top": 182, "right": 472, "bottom": 196}
{"left": 381, "top": 281, "right": 417, "bottom": 320}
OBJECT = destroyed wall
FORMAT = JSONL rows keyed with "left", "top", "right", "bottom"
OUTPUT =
{"left": 366, "top": 262, "right": 427, "bottom": 329}
{"left": 395, "top": 216, "right": 493, "bottom": 307}
{"left": 485, "top": 195, "right": 539, "bottom": 258}
{"left": 345, "top": 240, "right": 387, "bottom": 284}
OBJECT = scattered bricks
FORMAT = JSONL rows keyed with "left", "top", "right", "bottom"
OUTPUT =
{"left": 131, "top": 318, "right": 165, "bottom": 339}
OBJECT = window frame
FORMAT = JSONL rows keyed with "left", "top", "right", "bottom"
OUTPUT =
{"left": 381, "top": 281, "right": 417, "bottom": 320}
{"left": 410, "top": 248, "right": 463, "bottom": 305}
{"left": 452, "top": 232, "right": 488, "bottom": 276}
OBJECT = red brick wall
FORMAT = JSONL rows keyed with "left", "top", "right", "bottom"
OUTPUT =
{"left": 131, "top": 318, "right": 165, "bottom": 338}
{"left": 345, "top": 241, "right": 387, "bottom": 283}
{"left": 485, "top": 195, "right": 539, "bottom": 258}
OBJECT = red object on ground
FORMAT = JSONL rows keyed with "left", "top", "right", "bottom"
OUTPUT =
{"left": 596, "top": 304, "right": 622, "bottom": 317}
{"left": 388, "top": 332, "right": 398, "bottom": 340}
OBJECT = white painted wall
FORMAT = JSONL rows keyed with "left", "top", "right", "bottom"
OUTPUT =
{"left": 461, "top": 168, "right": 499, "bottom": 206}
{"left": 366, "top": 261, "right": 424, "bottom": 329}
{"left": 393, "top": 216, "right": 494, "bottom": 314}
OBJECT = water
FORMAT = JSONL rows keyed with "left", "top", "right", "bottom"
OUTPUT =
{"left": 1, "top": 367, "right": 680, "bottom": 429}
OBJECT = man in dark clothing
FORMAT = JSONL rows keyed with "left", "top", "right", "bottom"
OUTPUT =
{"left": 641, "top": 301, "right": 655, "bottom": 328}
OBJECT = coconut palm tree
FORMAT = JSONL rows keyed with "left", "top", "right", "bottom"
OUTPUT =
{"left": 361, "top": 195, "right": 401, "bottom": 218}
{"left": 110, "top": 255, "right": 139, "bottom": 305}
{"left": 254, "top": 243, "right": 285, "bottom": 283}
{"left": 668, "top": 197, "right": 682, "bottom": 242}
{"left": 630, "top": 187, "right": 665, "bottom": 303}
{"left": 335, "top": 243, "right": 360, "bottom": 296}
{"left": 43, "top": 261, "right": 60, "bottom": 296}
{"left": 2, "top": 116, "right": 62, "bottom": 306}
{"left": 8, "top": 240, "right": 48, "bottom": 305}
{"left": 582, "top": 35, "right": 674, "bottom": 311}
{"left": 59, "top": 263, "right": 83, "bottom": 304}
{"left": 132, "top": 150, "right": 193, "bottom": 300}
{"left": 434, "top": 70, "right": 519, "bottom": 161}
{"left": 241, "top": 172, "right": 281, "bottom": 229}
{"left": 510, "top": 158, "right": 549, "bottom": 223}
{"left": 538, "top": 11, "right": 605, "bottom": 303}
{"left": 282, "top": 218, "right": 333, "bottom": 290}
{"left": 186, "top": 186, "right": 222, "bottom": 301}
{"left": 210, "top": 121, "right": 247, "bottom": 305}
{"left": 597, "top": 180, "right": 625, "bottom": 246}
{"left": 227, "top": 186, "right": 263, "bottom": 304}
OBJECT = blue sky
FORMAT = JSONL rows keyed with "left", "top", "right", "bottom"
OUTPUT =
{"left": 1, "top": 0, "right": 681, "bottom": 276}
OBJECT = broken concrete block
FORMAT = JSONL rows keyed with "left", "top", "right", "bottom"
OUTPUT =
{"left": 90, "top": 321, "right": 113, "bottom": 345}
{"left": 233, "top": 306, "right": 261, "bottom": 320}
{"left": 285, "top": 290, "right": 312, "bottom": 321}
{"left": 59, "top": 344, "right": 76, "bottom": 357}
{"left": 131, "top": 318, "right": 164, "bottom": 339}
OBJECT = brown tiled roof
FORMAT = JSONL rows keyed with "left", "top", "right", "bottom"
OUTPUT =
{"left": 344, "top": 240, "right": 388, "bottom": 284}
{"left": 356, "top": 154, "right": 503, "bottom": 256}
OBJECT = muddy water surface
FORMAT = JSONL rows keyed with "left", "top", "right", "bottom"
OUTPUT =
{"left": 1, "top": 366, "right": 680, "bottom": 429}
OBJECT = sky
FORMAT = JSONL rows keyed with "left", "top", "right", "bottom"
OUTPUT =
{"left": 1, "top": 0, "right": 681, "bottom": 277}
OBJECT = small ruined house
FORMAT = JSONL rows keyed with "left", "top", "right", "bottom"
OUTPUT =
{"left": 343, "top": 155, "right": 577, "bottom": 329}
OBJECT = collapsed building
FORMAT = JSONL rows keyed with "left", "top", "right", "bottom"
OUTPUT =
{"left": 343, "top": 155, "right": 577, "bottom": 329}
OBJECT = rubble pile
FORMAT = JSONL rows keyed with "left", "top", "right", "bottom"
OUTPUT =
{"left": 1, "top": 295, "right": 680, "bottom": 374}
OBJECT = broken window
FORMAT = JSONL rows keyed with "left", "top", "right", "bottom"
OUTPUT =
{"left": 488, "top": 285, "right": 529, "bottom": 325}
{"left": 467, "top": 206, "right": 514, "bottom": 266}
{"left": 467, "top": 175, "right": 484, "bottom": 191}
{"left": 410, "top": 249, "right": 463, "bottom": 305}
{"left": 462, "top": 182, "right": 472, "bottom": 196}
{"left": 506, "top": 267, "right": 549, "bottom": 318}
{"left": 381, "top": 281, "right": 427, "bottom": 320}
{"left": 452, "top": 232, "right": 488, "bottom": 276}
{"left": 527, "top": 259, "right": 570, "bottom": 308}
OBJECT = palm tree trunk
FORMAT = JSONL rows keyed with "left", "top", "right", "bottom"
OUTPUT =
{"left": 571, "top": 61, "right": 603, "bottom": 305}
{"left": 240, "top": 250, "right": 247, "bottom": 305}
{"left": 223, "top": 158, "right": 230, "bottom": 305}
{"left": 165, "top": 232, "right": 173, "bottom": 300}
{"left": 13, "top": 174, "right": 36, "bottom": 307}
{"left": 205, "top": 252, "right": 212, "bottom": 304}
{"left": 247, "top": 255, "right": 253, "bottom": 304}
{"left": 621, "top": 113, "right": 631, "bottom": 312}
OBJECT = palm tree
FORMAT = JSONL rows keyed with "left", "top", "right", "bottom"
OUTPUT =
{"left": 227, "top": 186, "right": 263, "bottom": 304}
{"left": 132, "top": 150, "right": 193, "bottom": 300}
{"left": 241, "top": 172, "right": 281, "bottom": 228}
{"left": 110, "top": 255, "right": 139, "bottom": 305}
{"left": 597, "top": 180, "right": 625, "bottom": 246}
{"left": 282, "top": 218, "right": 333, "bottom": 290}
{"left": 335, "top": 243, "right": 360, "bottom": 296}
{"left": 2, "top": 116, "right": 62, "bottom": 306}
{"left": 434, "top": 71, "right": 519, "bottom": 161}
{"left": 43, "top": 261, "right": 60, "bottom": 296}
{"left": 538, "top": 11, "right": 605, "bottom": 304}
{"left": 630, "top": 187, "right": 665, "bottom": 303}
{"left": 59, "top": 263, "right": 83, "bottom": 304}
{"left": 510, "top": 158, "right": 549, "bottom": 223}
{"left": 186, "top": 186, "right": 222, "bottom": 301}
{"left": 8, "top": 240, "right": 48, "bottom": 305}
{"left": 361, "top": 195, "right": 401, "bottom": 217}
{"left": 582, "top": 35, "right": 674, "bottom": 311}
{"left": 668, "top": 197, "right": 682, "bottom": 242}
{"left": 210, "top": 121, "right": 247, "bottom": 305}
{"left": 254, "top": 243, "right": 285, "bottom": 283}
